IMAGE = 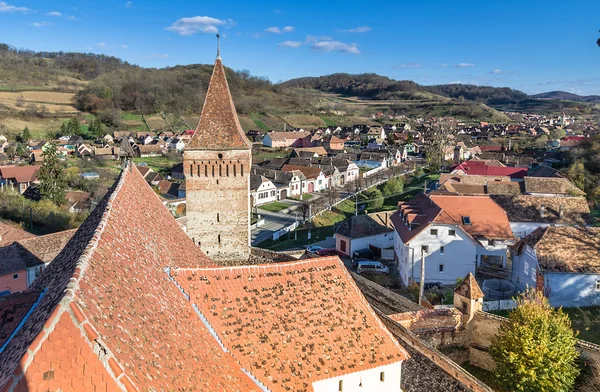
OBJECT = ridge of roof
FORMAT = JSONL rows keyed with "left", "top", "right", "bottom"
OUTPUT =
{"left": 186, "top": 58, "right": 252, "bottom": 150}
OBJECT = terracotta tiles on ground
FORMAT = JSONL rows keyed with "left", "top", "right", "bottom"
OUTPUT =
{"left": 172, "top": 256, "right": 408, "bottom": 392}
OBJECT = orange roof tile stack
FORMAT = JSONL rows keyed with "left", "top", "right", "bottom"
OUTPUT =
{"left": 172, "top": 257, "right": 408, "bottom": 392}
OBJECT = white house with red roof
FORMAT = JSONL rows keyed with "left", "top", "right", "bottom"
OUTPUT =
{"left": 391, "top": 193, "right": 514, "bottom": 286}
{"left": 0, "top": 165, "right": 40, "bottom": 194}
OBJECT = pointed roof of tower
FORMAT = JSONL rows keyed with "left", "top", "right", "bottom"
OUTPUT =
{"left": 187, "top": 57, "right": 252, "bottom": 150}
{"left": 454, "top": 273, "right": 484, "bottom": 300}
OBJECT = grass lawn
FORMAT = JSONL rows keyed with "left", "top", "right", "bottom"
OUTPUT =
{"left": 258, "top": 201, "right": 289, "bottom": 212}
{"left": 249, "top": 113, "right": 269, "bottom": 133}
{"left": 121, "top": 112, "right": 144, "bottom": 121}
{"left": 490, "top": 306, "right": 600, "bottom": 345}
{"left": 265, "top": 225, "right": 336, "bottom": 251}
{"left": 289, "top": 194, "right": 312, "bottom": 201}
{"left": 252, "top": 147, "right": 289, "bottom": 162}
{"left": 318, "top": 116, "right": 336, "bottom": 127}
{"left": 132, "top": 156, "right": 182, "bottom": 175}
{"left": 313, "top": 210, "right": 346, "bottom": 227}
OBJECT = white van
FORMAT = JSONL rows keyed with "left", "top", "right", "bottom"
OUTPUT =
{"left": 356, "top": 261, "right": 389, "bottom": 275}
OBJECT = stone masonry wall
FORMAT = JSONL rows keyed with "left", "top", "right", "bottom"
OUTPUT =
{"left": 184, "top": 149, "right": 251, "bottom": 262}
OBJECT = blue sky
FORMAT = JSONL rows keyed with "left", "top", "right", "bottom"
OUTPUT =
{"left": 1, "top": 0, "right": 599, "bottom": 94}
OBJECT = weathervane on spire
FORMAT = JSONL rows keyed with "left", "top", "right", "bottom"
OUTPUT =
{"left": 216, "top": 33, "right": 221, "bottom": 59}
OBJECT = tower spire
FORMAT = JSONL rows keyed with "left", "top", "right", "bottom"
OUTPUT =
{"left": 216, "top": 33, "right": 221, "bottom": 60}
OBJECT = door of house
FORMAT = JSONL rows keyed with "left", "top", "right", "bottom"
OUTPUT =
{"left": 279, "top": 189, "right": 287, "bottom": 200}
{"left": 308, "top": 182, "right": 314, "bottom": 193}
{"left": 340, "top": 240, "right": 347, "bottom": 254}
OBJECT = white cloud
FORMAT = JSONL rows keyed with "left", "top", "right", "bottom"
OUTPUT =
{"left": 96, "top": 42, "right": 107, "bottom": 48}
{"left": 305, "top": 35, "right": 332, "bottom": 43}
{"left": 339, "top": 26, "right": 371, "bottom": 33}
{"left": 440, "top": 64, "right": 448, "bottom": 67}
{"left": 125, "top": 1, "right": 132, "bottom": 7}
{"left": 120, "top": 44, "right": 128, "bottom": 49}
{"left": 279, "top": 40, "right": 303, "bottom": 48}
{"left": 31, "top": 21, "right": 52, "bottom": 28}
{"left": 488, "top": 69, "right": 504, "bottom": 75}
{"left": 449, "top": 81, "right": 463, "bottom": 84}
{"left": 454, "top": 62, "right": 474, "bottom": 67}
{"left": 394, "top": 63, "right": 423, "bottom": 69}
{"left": 0, "top": 1, "right": 27, "bottom": 12}
{"left": 311, "top": 40, "right": 360, "bottom": 54}
{"left": 166, "top": 16, "right": 230, "bottom": 36}
{"left": 47, "top": 11, "right": 62, "bottom": 16}
{"left": 146, "top": 53, "right": 169, "bottom": 59}
{"left": 66, "top": 15, "right": 76, "bottom": 20}
{"left": 265, "top": 26, "right": 294, "bottom": 34}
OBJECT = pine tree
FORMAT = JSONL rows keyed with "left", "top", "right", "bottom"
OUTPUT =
{"left": 490, "top": 289, "right": 580, "bottom": 392}
{"left": 22, "top": 127, "right": 32, "bottom": 141}
{"left": 37, "top": 142, "right": 67, "bottom": 205}
{"left": 88, "top": 118, "right": 104, "bottom": 138}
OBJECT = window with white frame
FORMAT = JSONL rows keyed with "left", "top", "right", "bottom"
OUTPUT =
{"left": 421, "top": 245, "right": 428, "bottom": 254}
{"left": 524, "top": 262, "right": 529, "bottom": 274}
{"left": 531, "top": 268, "right": 536, "bottom": 283}
{"left": 596, "top": 280, "right": 600, "bottom": 291}
{"left": 440, "top": 246, "right": 445, "bottom": 255}
{"left": 430, "top": 229, "right": 438, "bottom": 236}
{"left": 449, "top": 229, "right": 456, "bottom": 236}
{"left": 439, "top": 264, "right": 444, "bottom": 273}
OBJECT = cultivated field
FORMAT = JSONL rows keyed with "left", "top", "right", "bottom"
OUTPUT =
{"left": 0, "top": 91, "right": 78, "bottom": 114}
{"left": 285, "top": 115, "right": 327, "bottom": 128}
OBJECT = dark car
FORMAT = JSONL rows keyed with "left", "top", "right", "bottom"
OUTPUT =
{"left": 352, "top": 248, "right": 374, "bottom": 259}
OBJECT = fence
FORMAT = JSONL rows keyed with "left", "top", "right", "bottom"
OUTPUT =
{"left": 482, "top": 299, "right": 517, "bottom": 312}
{"left": 272, "top": 221, "right": 299, "bottom": 241}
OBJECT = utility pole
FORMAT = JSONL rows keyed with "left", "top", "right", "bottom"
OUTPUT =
{"left": 307, "top": 203, "right": 312, "bottom": 240}
{"left": 419, "top": 250, "right": 426, "bottom": 307}
{"left": 295, "top": 211, "right": 298, "bottom": 240}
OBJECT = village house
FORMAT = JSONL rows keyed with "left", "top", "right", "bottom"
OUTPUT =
{"left": 323, "top": 134, "right": 344, "bottom": 150}
{"left": 65, "top": 191, "right": 91, "bottom": 213}
{"left": 77, "top": 143, "right": 92, "bottom": 157}
{"left": 490, "top": 194, "right": 591, "bottom": 237}
{"left": 0, "top": 165, "right": 39, "bottom": 194}
{"left": 335, "top": 211, "right": 395, "bottom": 259}
{"left": 451, "top": 160, "right": 527, "bottom": 179}
{"left": 391, "top": 194, "right": 514, "bottom": 286}
{"left": 252, "top": 167, "right": 307, "bottom": 199}
{"left": 262, "top": 130, "right": 312, "bottom": 148}
{"left": 282, "top": 164, "right": 327, "bottom": 193}
{"left": 250, "top": 174, "right": 278, "bottom": 206}
{"left": 135, "top": 144, "right": 163, "bottom": 157}
{"left": 512, "top": 226, "right": 600, "bottom": 307}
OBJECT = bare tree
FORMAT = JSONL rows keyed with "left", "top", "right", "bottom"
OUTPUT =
{"left": 325, "top": 186, "right": 339, "bottom": 206}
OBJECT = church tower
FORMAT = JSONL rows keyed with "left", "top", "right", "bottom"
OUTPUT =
{"left": 184, "top": 38, "right": 252, "bottom": 261}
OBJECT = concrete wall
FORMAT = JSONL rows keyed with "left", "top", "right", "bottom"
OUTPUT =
{"left": 546, "top": 272, "right": 600, "bottom": 307}
{"left": 398, "top": 224, "right": 477, "bottom": 285}
{"left": 184, "top": 148, "right": 251, "bottom": 261}
{"left": 469, "top": 312, "right": 505, "bottom": 371}
{"left": 312, "top": 362, "right": 402, "bottom": 392}
{"left": 511, "top": 244, "right": 539, "bottom": 292}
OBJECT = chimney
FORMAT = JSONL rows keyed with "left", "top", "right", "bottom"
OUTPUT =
{"left": 539, "top": 204, "right": 546, "bottom": 218}
{"left": 559, "top": 205, "right": 564, "bottom": 219}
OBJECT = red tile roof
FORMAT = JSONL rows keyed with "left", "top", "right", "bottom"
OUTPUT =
{"left": 454, "top": 273, "right": 484, "bottom": 300}
{"left": 171, "top": 257, "right": 408, "bottom": 392}
{"left": 392, "top": 193, "right": 513, "bottom": 244}
{"left": 0, "top": 165, "right": 260, "bottom": 391}
{"left": 0, "top": 291, "right": 40, "bottom": 347}
{"left": 281, "top": 164, "right": 322, "bottom": 179}
{"left": 187, "top": 58, "right": 252, "bottom": 150}
{"left": 0, "top": 222, "right": 35, "bottom": 247}
{"left": 452, "top": 161, "right": 527, "bottom": 178}
{"left": 0, "top": 166, "right": 39, "bottom": 183}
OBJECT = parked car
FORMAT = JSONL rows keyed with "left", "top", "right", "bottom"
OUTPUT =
{"left": 352, "top": 248, "right": 374, "bottom": 259}
{"left": 316, "top": 248, "right": 338, "bottom": 256}
{"left": 356, "top": 261, "right": 389, "bottom": 275}
{"left": 306, "top": 245, "right": 323, "bottom": 253}
{"left": 352, "top": 258, "right": 371, "bottom": 270}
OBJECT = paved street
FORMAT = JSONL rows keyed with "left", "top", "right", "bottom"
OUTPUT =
{"left": 251, "top": 209, "right": 298, "bottom": 245}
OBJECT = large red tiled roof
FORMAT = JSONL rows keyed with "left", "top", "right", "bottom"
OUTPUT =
{"left": 0, "top": 166, "right": 39, "bottom": 183}
{"left": 281, "top": 164, "right": 322, "bottom": 179}
{"left": 0, "top": 165, "right": 260, "bottom": 391}
{"left": 187, "top": 58, "right": 252, "bottom": 150}
{"left": 452, "top": 161, "right": 527, "bottom": 178}
{"left": 0, "top": 291, "right": 40, "bottom": 348}
{"left": 171, "top": 257, "right": 408, "bottom": 392}
{"left": 392, "top": 193, "right": 513, "bottom": 244}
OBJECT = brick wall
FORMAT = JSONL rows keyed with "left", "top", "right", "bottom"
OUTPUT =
{"left": 184, "top": 149, "right": 251, "bottom": 262}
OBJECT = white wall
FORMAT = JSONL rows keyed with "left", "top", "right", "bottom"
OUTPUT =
{"left": 335, "top": 232, "right": 394, "bottom": 257}
{"left": 397, "top": 224, "right": 477, "bottom": 285}
{"left": 252, "top": 181, "right": 278, "bottom": 206}
{"left": 312, "top": 362, "right": 402, "bottom": 392}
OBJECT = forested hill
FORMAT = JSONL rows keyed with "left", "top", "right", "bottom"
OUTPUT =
{"left": 531, "top": 90, "right": 600, "bottom": 103}
{"left": 0, "top": 43, "right": 136, "bottom": 87}
{"left": 281, "top": 73, "right": 529, "bottom": 105}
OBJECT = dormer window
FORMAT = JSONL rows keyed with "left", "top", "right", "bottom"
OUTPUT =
{"left": 462, "top": 216, "right": 471, "bottom": 225}
{"left": 488, "top": 239, "right": 495, "bottom": 246}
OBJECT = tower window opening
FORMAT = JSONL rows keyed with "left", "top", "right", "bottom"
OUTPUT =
{"left": 197, "top": 165, "right": 200, "bottom": 176}
{"left": 241, "top": 164, "right": 244, "bottom": 176}
{"left": 212, "top": 165, "right": 215, "bottom": 177}
{"left": 219, "top": 165, "right": 222, "bottom": 176}
{"left": 226, "top": 165, "right": 229, "bottom": 176}
{"left": 218, "top": 234, "right": 221, "bottom": 244}
{"left": 205, "top": 165, "right": 208, "bottom": 176}
{"left": 218, "top": 153, "right": 223, "bottom": 160}
{"left": 217, "top": 213, "right": 220, "bottom": 222}
{"left": 189, "top": 164, "right": 193, "bottom": 177}
{"left": 233, "top": 165, "right": 237, "bottom": 176}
